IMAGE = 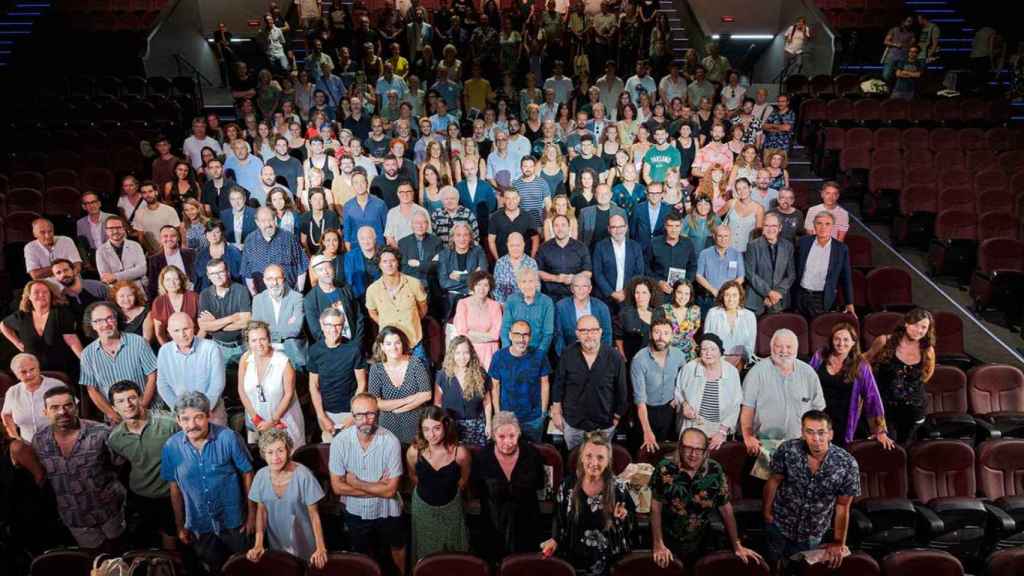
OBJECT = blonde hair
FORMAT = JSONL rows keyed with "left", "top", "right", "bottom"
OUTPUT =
{"left": 157, "top": 266, "right": 189, "bottom": 296}
{"left": 18, "top": 280, "right": 66, "bottom": 312}
{"left": 442, "top": 336, "right": 488, "bottom": 401}
{"left": 181, "top": 198, "right": 209, "bottom": 228}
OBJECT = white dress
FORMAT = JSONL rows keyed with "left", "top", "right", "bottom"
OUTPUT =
{"left": 243, "top": 350, "right": 305, "bottom": 450}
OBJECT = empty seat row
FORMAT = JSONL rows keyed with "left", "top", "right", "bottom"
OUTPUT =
{"left": 801, "top": 97, "right": 1015, "bottom": 128}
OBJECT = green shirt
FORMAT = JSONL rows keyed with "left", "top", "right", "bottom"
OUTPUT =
{"left": 107, "top": 410, "right": 179, "bottom": 498}
{"left": 652, "top": 457, "right": 729, "bottom": 554}
{"left": 643, "top": 145, "right": 682, "bottom": 183}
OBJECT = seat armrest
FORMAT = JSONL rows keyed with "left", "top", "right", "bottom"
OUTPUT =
{"left": 913, "top": 503, "right": 945, "bottom": 536}
{"left": 851, "top": 507, "right": 874, "bottom": 536}
{"left": 974, "top": 417, "right": 1002, "bottom": 441}
{"left": 984, "top": 502, "right": 1018, "bottom": 535}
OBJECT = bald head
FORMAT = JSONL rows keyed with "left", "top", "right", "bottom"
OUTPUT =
{"left": 168, "top": 312, "right": 196, "bottom": 349}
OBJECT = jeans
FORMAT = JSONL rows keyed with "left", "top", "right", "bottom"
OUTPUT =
{"left": 520, "top": 412, "right": 547, "bottom": 443}
{"left": 765, "top": 522, "right": 821, "bottom": 568}
{"left": 195, "top": 526, "right": 251, "bottom": 573}
{"left": 213, "top": 340, "right": 245, "bottom": 366}
{"left": 563, "top": 422, "right": 617, "bottom": 450}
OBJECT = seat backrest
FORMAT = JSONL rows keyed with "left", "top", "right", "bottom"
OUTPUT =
{"left": 968, "top": 364, "right": 1024, "bottom": 414}
{"left": 881, "top": 550, "right": 963, "bottom": 576}
{"left": 223, "top": 551, "right": 307, "bottom": 576}
{"left": 292, "top": 442, "right": 332, "bottom": 481}
{"left": 312, "top": 553, "right": 382, "bottom": 576}
{"left": 978, "top": 214, "right": 1021, "bottom": 243}
{"left": 866, "top": 267, "right": 913, "bottom": 311}
{"left": 845, "top": 234, "right": 873, "bottom": 268}
{"left": 986, "top": 547, "right": 1024, "bottom": 576}
{"left": 809, "top": 312, "right": 859, "bottom": 353}
{"left": 976, "top": 439, "right": 1024, "bottom": 499}
{"left": 611, "top": 551, "right": 685, "bottom": 576}
{"left": 902, "top": 127, "right": 930, "bottom": 150}
{"left": 414, "top": 553, "right": 489, "bottom": 576}
{"left": 30, "top": 548, "right": 95, "bottom": 576}
{"left": 978, "top": 238, "right": 1024, "bottom": 273}
{"left": 934, "top": 209, "right": 977, "bottom": 240}
{"left": 500, "top": 554, "right": 576, "bottom": 576}
{"left": 694, "top": 550, "right": 769, "bottom": 576}
{"left": 709, "top": 441, "right": 747, "bottom": 499}
{"left": 909, "top": 440, "right": 976, "bottom": 502}
{"left": 861, "top": 312, "right": 902, "bottom": 350}
{"left": 533, "top": 443, "right": 564, "bottom": 500}
{"left": 900, "top": 185, "right": 938, "bottom": 215}
{"left": 755, "top": 313, "right": 809, "bottom": 358}
{"left": 799, "top": 552, "right": 879, "bottom": 576}
{"left": 926, "top": 366, "right": 969, "bottom": 415}
{"left": 848, "top": 440, "right": 909, "bottom": 499}
{"left": 931, "top": 312, "right": 966, "bottom": 359}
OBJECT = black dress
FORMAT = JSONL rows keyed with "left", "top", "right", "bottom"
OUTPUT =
{"left": 874, "top": 355, "right": 928, "bottom": 443}
{"left": 121, "top": 306, "right": 149, "bottom": 338}
{"left": 817, "top": 362, "right": 854, "bottom": 447}
{"left": 472, "top": 440, "right": 547, "bottom": 562}
{"left": 2, "top": 308, "right": 77, "bottom": 372}
{"left": 614, "top": 306, "right": 652, "bottom": 363}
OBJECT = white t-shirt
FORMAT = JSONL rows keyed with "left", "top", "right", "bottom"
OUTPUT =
{"left": 132, "top": 203, "right": 181, "bottom": 248}
{"left": 659, "top": 75, "right": 688, "bottom": 105}
{"left": 183, "top": 135, "right": 223, "bottom": 171}
{"left": 2, "top": 377, "right": 63, "bottom": 442}
{"left": 24, "top": 236, "right": 82, "bottom": 273}
{"left": 784, "top": 25, "right": 810, "bottom": 55}
{"left": 804, "top": 203, "right": 850, "bottom": 239}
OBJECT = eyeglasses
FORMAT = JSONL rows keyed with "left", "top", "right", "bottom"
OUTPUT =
{"left": 91, "top": 315, "right": 118, "bottom": 325}
{"left": 510, "top": 331, "right": 531, "bottom": 338}
{"left": 353, "top": 411, "right": 379, "bottom": 420}
{"left": 681, "top": 445, "right": 707, "bottom": 456}
{"left": 577, "top": 327, "right": 601, "bottom": 334}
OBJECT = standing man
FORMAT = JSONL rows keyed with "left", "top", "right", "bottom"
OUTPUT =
{"left": 221, "top": 186, "right": 257, "bottom": 248}
{"left": 762, "top": 94, "right": 796, "bottom": 155}
{"left": 647, "top": 212, "right": 698, "bottom": 296}
{"left": 96, "top": 215, "right": 148, "bottom": 289}
{"left": 240, "top": 207, "right": 310, "bottom": 293}
{"left": 763, "top": 411, "right": 860, "bottom": 572}
{"left": 513, "top": 155, "right": 552, "bottom": 233}
{"left": 131, "top": 181, "right": 181, "bottom": 253}
{"left": 251, "top": 263, "right": 307, "bottom": 370}
{"left": 782, "top": 17, "right": 813, "bottom": 76}
{"left": 309, "top": 308, "right": 368, "bottom": 442}
{"left": 486, "top": 130, "right": 523, "bottom": 188}
{"left": 76, "top": 191, "right": 115, "bottom": 254}
{"left": 695, "top": 226, "right": 745, "bottom": 315}
{"left": 536, "top": 215, "right": 592, "bottom": 301}
{"left": 364, "top": 247, "right": 429, "bottom": 362}
{"left": 303, "top": 255, "right": 364, "bottom": 343}
{"left": 633, "top": 318, "right": 686, "bottom": 452}
{"left": 550, "top": 315, "right": 628, "bottom": 450}
{"left": 265, "top": 136, "right": 304, "bottom": 198}
{"left": 629, "top": 182, "right": 672, "bottom": 252}
{"left": 146, "top": 225, "right": 196, "bottom": 299}
{"left": 198, "top": 258, "right": 252, "bottom": 365}
{"left": 33, "top": 386, "right": 126, "bottom": 550}
{"left": 743, "top": 213, "right": 796, "bottom": 316}
{"left": 595, "top": 60, "right": 625, "bottom": 121}
{"left": 592, "top": 214, "right": 646, "bottom": 306}
{"left": 51, "top": 258, "right": 107, "bottom": 318}
{"left": 553, "top": 274, "right": 614, "bottom": 356}
{"left": 487, "top": 188, "right": 540, "bottom": 260}
{"left": 803, "top": 181, "right": 849, "bottom": 241}
{"left": 107, "top": 380, "right": 180, "bottom": 550}
{"left": 183, "top": 117, "right": 223, "bottom": 172}
{"left": 456, "top": 154, "right": 498, "bottom": 239}
{"left": 489, "top": 320, "right": 552, "bottom": 442}
{"left": 500, "top": 268, "right": 555, "bottom": 354}
{"left": 202, "top": 157, "right": 237, "bottom": 214}
{"left": 643, "top": 127, "right": 682, "bottom": 185}
{"left": 79, "top": 302, "right": 158, "bottom": 421}
{"left": 329, "top": 393, "right": 406, "bottom": 573}
{"left": 157, "top": 312, "right": 228, "bottom": 425}
{"left": 161, "top": 391, "right": 254, "bottom": 573}
{"left": 767, "top": 187, "right": 804, "bottom": 244}
{"left": 795, "top": 211, "right": 855, "bottom": 318}
{"left": 430, "top": 186, "right": 479, "bottom": 245}
{"left": 398, "top": 212, "right": 443, "bottom": 289}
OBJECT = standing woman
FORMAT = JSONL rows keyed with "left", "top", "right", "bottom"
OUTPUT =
{"left": 422, "top": 141, "right": 454, "bottom": 187}
{"left": 810, "top": 322, "right": 895, "bottom": 449}
{"left": 150, "top": 266, "right": 200, "bottom": 346}
{"left": 864, "top": 308, "right": 936, "bottom": 445}
{"left": 309, "top": 229, "right": 345, "bottom": 287}
{"left": 2, "top": 281, "right": 83, "bottom": 372}
{"left": 435, "top": 336, "right": 493, "bottom": 446}
{"left": 615, "top": 277, "right": 662, "bottom": 363}
{"left": 765, "top": 150, "right": 790, "bottom": 191}
{"left": 728, "top": 145, "right": 762, "bottom": 191}
{"left": 299, "top": 188, "right": 342, "bottom": 253}
{"left": 180, "top": 198, "right": 211, "bottom": 253}
{"left": 599, "top": 125, "right": 622, "bottom": 168}
{"left": 247, "top": 429, "right": 328, "bottom": 569}
{"left": 420, "top": 164, "right": 445, "bottom": 214}
{"left": 238, "top": 320, "right": 306, "bottom": 450}
{"left": 675, "top": 123, "right": 699, "bottom": 179}
{"left": 723, "top": 178, "right": 764, "bottom": 254}
{"left": 682, "top": 195, "right": 722, "bottom": 252}
{"left": 193, "top": 219, "right": 243, "bottom": 292}
{"left": 702, "top": 280, "right": 757, "bottom": 370}
{"left": 452, "top": 272, "right": 503, "bottom": 371}
{"left": 164, "top": 160, "right": 201, "bottom": 210}
{"left": 268, "top": 187, "right": 299, "bottom": 234}
{"left": 367, "top": 326, "right": 434, "bottom": 444}
{"left": 660, "top": 279, "right": 701, "bottom": 362}
{"left": 540, "top": 431, "right": 635, "bottom": 576}
{"left": 694, "top": 164, "right": 730, "bottom": 217}
{"left": 571, "top": 168, "right": 598, "bottom": 213}
{"left": 539, "top": 143, "right": 569, "bottom": 197}
{"left": 406, "top": 407, "right": 472, "bottom": 561}
{"left": 617, "top": 102, "right": 639, "bottom": 150}
{"left": 674, "top": 334, "right": 742, "bottom": 449}
{"left": 543, "top": 194, "right": 580, "bottom": 241}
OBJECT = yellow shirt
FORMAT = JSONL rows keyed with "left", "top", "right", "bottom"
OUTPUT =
{"left": 365, "top": 274, "right": 428, "bottom": 346}
{"left": 389, "top": 55, "right": 410, "bottom": 78}
{"left": 464, "top": 78, "right": 493, "bottom": 113}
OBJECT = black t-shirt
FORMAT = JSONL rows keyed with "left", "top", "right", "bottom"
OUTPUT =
{"left": 569, "top": 155, "right": 607, "bottom": 183}
{"left": 307, "top": 338, "right": 368, "bottom": 413}
{"left": 370, "top": 174, "right": 402, "bottom": 209}
{"left": 488, "top": 210, "right": 538, "bottom": 258}
{"left": 265, "top": 156, "right": 303, "bottom": 196}
{"left": 592, "top": 207, "right": 611, "bottom": 247}
{"left": 198, "top": 283, "right": 252, "bottom": 344}
{"left": 365, "top": 134, "right": 390, "bottom": 159}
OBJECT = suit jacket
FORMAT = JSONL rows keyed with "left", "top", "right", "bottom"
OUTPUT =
{"left": 628, "top": 201, "right": 671, "bottom": 251}
{"left": 95, "top": 239, "right": 148, "bottom": 287}
{"left": 743, "top": 236, "right": 796, "bottom": 315}
{"left": 220, "top": 207, "right": 258, "bottom": 245}
{"left": 398, "top": 233, "right": 443, "bottom": 286}
{"left": 591, "top": 238, "right": 647, "bottom": 301}
{"left": 76, "top": 212, "right": 115, "bottom": 250}
{"left": 579, "top": 204, "right": 627, "bottom": 247}
{"left": 437, "top": 246, "right": 489, "bottom": 294}
{"left": 251, "top": 287, "right": 307, "bottom": 368}
{"left": 553, "top": 296, "right": 614, "bottom": 355}
{"left": 796, "top": 235, "right": 853, "bottom": 311}
{"left": 146, "top": 249, "right": 197, "bottom": 300}
{"left": 302, "top": 281, "right": 365, "bottom": 343}
{"left": 455, "top": 179, "right": 498, "bottom": 237}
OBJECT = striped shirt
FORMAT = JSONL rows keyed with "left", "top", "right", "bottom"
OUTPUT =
{"left": 328, "top": 425, "right": 403, "bottom": 520}
{"left": 79, "top": 333, "right": 158, "bottom": 398}
{"left": 513, "top": 177, "right": 552, "bottom": 231}
{"left": 699, "top": 378, "right": 721, "bottom": 423}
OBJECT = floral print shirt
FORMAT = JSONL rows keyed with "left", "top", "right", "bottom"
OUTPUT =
{"left": 552, "top": 478, "right": 635, "bottom": 576}
{"left": 769, "top": 439, "right": 860, "bottom": 543}
{"left": 651, "top": 457, "right": 728, "bottom": 554}
{"left": 660, "top": 304, "right": 701, "bottom": 361}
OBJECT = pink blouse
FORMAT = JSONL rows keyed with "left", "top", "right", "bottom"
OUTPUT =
{"left": 452, "top": 297, "right": 503, "bottom": 370}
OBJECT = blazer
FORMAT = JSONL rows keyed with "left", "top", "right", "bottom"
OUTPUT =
{"left": 437, "top": 246, "right": 489, "bottom": 294}
{"left": 343, "top": 249, "right": 381, "bottom": 298}
{"left": 455, "top": 179, "right": 498, "bottom": 236}
{"left": 628, "top": 201, "right": 671, "bottom": 251}
{"left": 220, "top": 207, "right": 259, "bottom": 245}
{"left": 553, "top": 296, "right": 613, "bottom": 355}
{"left": 76, "top": 212, "right": 115, "bottom": 250}
{"left": 743, "top": 236, "right": 797, "bottom": 315}
{"left": 95, "top": 239, "right": 148, "bottom": 287}
{"left": 398, "top": 233, "right": 443, "bottom": 285}
{"left": 302, "top": 281, "right": 365, "bottom": 343}
{"left": 591, "top": 238, "right": 647, "bottom": 301}
{"left": 251, "top": 287, "right": 307, "bottom": 368}
{"left": 796, "top": 235, "right": 854, "bottom": 312}
{"left": 578, "top": 204, "right": 627, "bottom": 247}
{"left": 146, "top": 249, "right": 197, "bottom": 300}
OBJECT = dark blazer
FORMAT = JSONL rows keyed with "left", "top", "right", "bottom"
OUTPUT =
{"left": 146, "top": 249, "right": 196, "bottom": 299}
{"left": 437, "top": 246, "right": 489, "bottom": 294}
{"left": 796, "top": 235, "right": 853, "bottom": 312}
{"left": 302, "top": 281, "right": 365, "bottom": 343}
{"left": 553, "top": 296, "right": 614, "bottom": 355}
{"left": 220, "top": 207, "right": 258, "bottom": 245}
{"left": 203, "top": 177, "right": 238, "bottom": 213}
{"left": 455, "top": 179, "right": 498, "bottom": 237}
{"left": 398, "top": 233, "right": 444, "bottom": 285}
{"left": 591, "top": 238, "right": 647, "bottom": 301}
{"left": 743, "top": 236, "right": 796, "bottom": 315}
{"left": 628, "top": 201, "right": 671, "bottom": 251}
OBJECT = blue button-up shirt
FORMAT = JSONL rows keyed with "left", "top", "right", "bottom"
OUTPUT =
{"left": 156, "top": 337, "right": 226, "bottom": 410}
{"left": 696, "top": 245, "right": 745, "bottom": 290}
{"left": 161, "top": 424, "right": 253, "bottom": 534}
{"left": 342, "top": 195, "right": 388, "bottom": 246}
{"left": 500, "top": 292, "right": 555, "bottom": 353}
{"left": 316, "top": 73, "right": 346, "bottom": 107}
{"left": 240, "top": 228, "right": 310, "bottom": 288}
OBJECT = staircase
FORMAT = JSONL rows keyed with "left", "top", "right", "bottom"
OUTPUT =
{"left": 659, "top": 0, "right": 690, "bottom": 64}
{"left": 0, "top": 1, "right": 52, "bottom": 69}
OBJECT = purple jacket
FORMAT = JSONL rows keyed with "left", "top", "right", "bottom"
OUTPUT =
{"left": 809, "top": 351, "right": 887, "bottom": 444}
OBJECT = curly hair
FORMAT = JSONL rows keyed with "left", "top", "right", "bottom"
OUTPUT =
{"left": 713, "top": 280, "right": 746, "bottom": 309}
{"left": 624, "top": 276, "right": 662, "bottom": 310}
{"left": 874, "top": 308, "right": 936, "bottom": 382}
{"left": 441, "top": 336, "right": 487, "bottom": 401}
{"left": 108, "top": 280, "right": 147, "bottom": 306}
{"left": 695, "top": 163, "right": 729, "bottom": 201}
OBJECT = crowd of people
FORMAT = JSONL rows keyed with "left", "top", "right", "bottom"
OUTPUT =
{"left": 0, "top": 1, "right": 948, "bottom": 575}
